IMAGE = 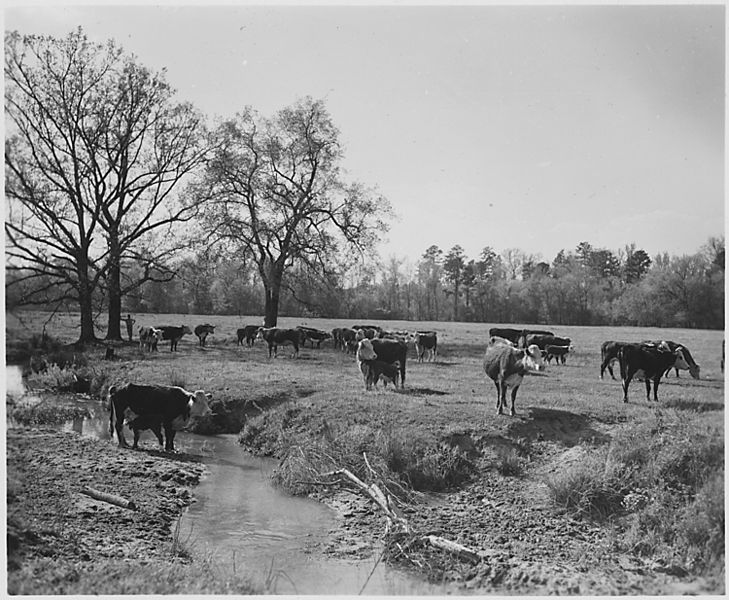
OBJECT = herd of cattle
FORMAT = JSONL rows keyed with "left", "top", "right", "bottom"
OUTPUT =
{"left": 112, "top": 321, "right": 711, "bottom": 451}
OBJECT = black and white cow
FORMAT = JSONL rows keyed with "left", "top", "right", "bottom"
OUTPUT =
{"left": 256, "top": 327, "right": 305, "bottom": 358}
{"left": 618, "top": 343, "right": 690, "bottom": 403}
{"left": 483, "top": 341, "right": 545, "bottom": 416}
{"left": 156, "top": 325, "right": 193, "bottom": 352}
{"left": 109, "top": 383, "right": 212, "bottom": 451}
{"left": 355, "top": 339, "right": 401, "bottom": 390}
{"left": 414, "top": 331, "right": 438, "bottom": 362}
{"left": 194, "top": 324, "right": 215, "bottom": 347}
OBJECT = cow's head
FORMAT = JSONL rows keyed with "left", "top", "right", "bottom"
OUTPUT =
{"left": 255, "top": 327, "right": 266, "bottom": 339}
{"left": 355, "top": 329, "right": 366, "bottom": 342}
{"left": 189, "top": 390, "right": 213, "bottom": 417}
{"left": 182, "top": 325, "right": 193, "bottom": 335}
{"left": 356, "top": 339, "right": 377, "bottom": 362}
{"left": 524, "top": 344, "right": 545, "bottom": 372}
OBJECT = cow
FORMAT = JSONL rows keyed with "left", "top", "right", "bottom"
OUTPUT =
{"left": 156, "top": 325, "right": 193, "bottom": 352}
{"left": 483, "top": 341, "right": 545, "bottom": 416}
{"left": 488, "top": 328, "right": 525, "bottom": 346}
{"left": 544, "top": 344, "right": 570, "bottom": 365}
{"left": 641, "top": 340, "right": 700, "bottom": 379}
{"left": 296, "top": 326, "right": 332, "bottom": 349}
{"left": 331, "top": 328, "right": 343, "bottom": 350}
{"left": 521, "top": 333, "right": 571, "bottom": 351}
{"left": 108, "top": 383, "right": 213, "bottom": 451}
{"left": 516, "top": 329, "right": 555, "bottom": 348}
{"left": 618, "top": 343, "right": 690, "bottom": 403}
{"left": 237, "top": 325, "right": 260, "bottom": 347}
{"left": 340, "top": 328, "right": 358, "bottom": 353}
{"left": 194, "top": 324, "right": 215, "bottom": 347}
{"left": 414, "top": 331, "right": 438, "bottom": 362}
{"left": 138, "top": 326, "right": 162, "bottom": 353}
{"left": 356, "top": 339, "right": 402, "bottom": 390}
{"left": 256, "top": 327, "right": 304, "bottom": 358}
{"left": 600, "top": 341, "right": 629, "bottom": 380}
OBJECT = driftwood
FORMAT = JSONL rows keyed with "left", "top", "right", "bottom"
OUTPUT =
{"left": 320, "top": 452, "right": 480, "bottom": 565}
{"left": 80, "top": 487, "right": 137, "bottom": 510}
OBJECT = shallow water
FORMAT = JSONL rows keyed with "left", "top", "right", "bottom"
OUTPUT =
{"left": 5, "top": 365, "right": 450, "bottom": 595}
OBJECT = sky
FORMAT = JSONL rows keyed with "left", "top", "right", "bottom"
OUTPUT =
{"left": 4, "top": 2, "right": 726, "bottom": 266}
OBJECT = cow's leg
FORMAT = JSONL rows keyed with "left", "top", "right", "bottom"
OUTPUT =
{"left": 652, "top": 377, "right": 660, "bottom": 402}
{"left": 292, "top": 343, "right": 299, "bottom": 358}
{"left": 621, "top": 369, "right": 635, "bottom": 403}
{"left": 132, "top": 428, "right": 141, "bottom": 449}
{"left": 493, "top": 381, "right": 501, "bottom": 412}
{"left": 644, "top": 378, "right": 651, "bottom": 401}
{"left": 164, "top": 425, "right": 176, "bottom": 452}
{"left": 115, "top": 420, "right": 129, "bottom": 448}
{"left": 152, "top": 425, "right": 164, "bottom": 447}
{"left": 509, "top": 385, "right": 520, "bottom": 416}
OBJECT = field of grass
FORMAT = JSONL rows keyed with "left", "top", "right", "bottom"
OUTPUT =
{"left": 5, "top": 309, "right": 725, "bottom": 591}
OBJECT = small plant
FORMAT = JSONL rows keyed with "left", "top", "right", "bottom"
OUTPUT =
{"left": 495, "top": 447, "right": 523, "bottom": 477}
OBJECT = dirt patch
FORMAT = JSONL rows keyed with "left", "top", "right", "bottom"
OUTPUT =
{"left": 6, "top": 427, "right": 207, "bottom": 594}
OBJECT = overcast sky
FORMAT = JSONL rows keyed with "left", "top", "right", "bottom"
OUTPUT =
{"left": 5, "top": 3, "right": 725, "bottom": 265}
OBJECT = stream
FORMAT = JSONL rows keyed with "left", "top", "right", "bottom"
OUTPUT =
{"left": 6, "top": 367, "right": 450, "bottom": 595}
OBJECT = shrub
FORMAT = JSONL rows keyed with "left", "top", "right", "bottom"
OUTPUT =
{"left": 495, "top": 447, "right": 523, "bottom": 477}
{"left": 10, "top": 403, "right": 90, "bottom": 426}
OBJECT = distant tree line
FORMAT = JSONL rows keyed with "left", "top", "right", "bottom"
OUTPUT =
{"left": 4, "top": 29, "right": 724, "bottom": 340}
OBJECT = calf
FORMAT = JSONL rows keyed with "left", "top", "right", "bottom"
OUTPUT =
{"left": 237, "top": 325, "right": 260, "bottom": 347}
{"left": 124, "top": 410, "right": 164, "bottom": 449}
{"left": 194, "top": 324, "right": 215, "bottom": 347}
{"left": 618, "top": 343, "right": 689, "bottom": 403}
{"left": 156, "top": 325, "right": 193, "bottom": 351}
{"left": 256, "top": 327, "right": 304, "bottom": 358}
{"left": 642, "top": 340, "right": 700, "bottom": 379}
{"left": 364, "top": 359, "right": 401, "bottom": 389}
{"left": 371, "top": 338, "right": 408, "bottom": 387}
{"left": 138, "top": 326, "right": 162, "bottom": 352}
{"left": 483, "top": 342, "right": 544, "bottom": 416}
{"left": 414, "top": 331, "right": 438, "bottom": 362}
{"left": 109, "top": 383, "right": 212, "bottom": 451}
{"left": 544, "top": 344, "right": 570, "bottom": 365}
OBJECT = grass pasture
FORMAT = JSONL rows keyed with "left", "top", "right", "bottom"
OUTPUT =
{"left": 5, "top": 310, "right": 726, "bottom": 591}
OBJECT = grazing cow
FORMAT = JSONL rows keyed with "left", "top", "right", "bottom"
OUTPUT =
{"left": 156, "top": 325, "right": 193, "bottom": 352}
{"left": 237, "top": 325, "right": 260, "bottom": 347}
{"left": 370, "top": 338, "right": 408, "bottom": 387}
{"left": 544, "top": 344, "right": 570, "bottom": 365}
{"left": 521, "top": 333, "right": 571, "bottom": 351}
{"left": 138, "top": 326, "right": 162, "bottom": 352}
{"left": 414, "top": 331, "right": 438, "bottom": 362}
{"left": 488, "top": 328, "right": 525, "bottom": 346}
{"left": 109, "top": 384, "right": 212, "bottom": 451}
{"left": 256, "top": 327, "right": 304, "bottom": 358}
{"left": 296, "top": 326, "right": 332, "bottom": 349}
{"left": 483, "top": 342, "right": 545, "bottom": 416}
{"left": 194, "top": 324, "right": 215, "bottom": 347}
{"left": 618, "top": 343, "right": 690, "bottom": 403}
{"left": 642, "top": 340, "right": 700, "bottom": 379}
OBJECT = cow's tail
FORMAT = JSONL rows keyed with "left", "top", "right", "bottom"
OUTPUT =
{"left": 108, "top": 385, "right": 117, "bottom": 439}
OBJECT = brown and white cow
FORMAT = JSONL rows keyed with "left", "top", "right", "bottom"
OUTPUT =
{"left": 483, "top": 341, "right": 545, "bottom": 416}
{"left": 544, "top": 344, "right": 570, "bottom": 365}
{"left": 109, "top": 383, "right": 212, "bottom": 451}
{"left": 356, "top": 338, "right": 407, "bottom": 390}
{"left": 256, "top": 327, "right": 304, "bottom": 358}
{"left": 139, "top": 326, "right": 162, "bottom": 352}
{"left": 641, "top": 340, "right": 700, "bottom": 379}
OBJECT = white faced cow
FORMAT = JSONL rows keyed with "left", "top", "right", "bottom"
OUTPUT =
{"left": 483, "top": 342, "right": 545, "bottom": 416}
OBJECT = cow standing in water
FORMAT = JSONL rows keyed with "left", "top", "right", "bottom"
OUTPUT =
{"left": 109, "top": 384, "right": 213, "bottom": 451}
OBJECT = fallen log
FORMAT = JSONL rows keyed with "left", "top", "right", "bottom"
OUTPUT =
{"left": 423, "top": 535, "right": 481, "bottom": 565}
{"left": 80, "top": 487, "right": 137, "bottom": 510}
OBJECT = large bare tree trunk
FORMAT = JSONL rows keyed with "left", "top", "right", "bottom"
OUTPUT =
{"left": 105, "top": 236, "right": 123, "bottom": 340}
{"left": 77, "top": 262, "right": 97, "bottom": 344}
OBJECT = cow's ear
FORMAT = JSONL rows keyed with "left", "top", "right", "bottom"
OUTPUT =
{"left": 206, "top": 393, "right": 212, "bottom": 400}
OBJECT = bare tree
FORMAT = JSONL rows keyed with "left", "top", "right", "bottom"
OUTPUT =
{"left": 5, "top": 29, "right": 209, "bottom": 342}
{"left": 199, "top": 97, "right": 391, "bottom": 326}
